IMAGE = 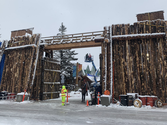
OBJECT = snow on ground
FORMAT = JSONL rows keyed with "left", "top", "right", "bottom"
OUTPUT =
{"left": 0, "top": 90, "right": 166, "bottom": 112}
{"left": 0, "top": 90, "right": 167, "bottom": 125}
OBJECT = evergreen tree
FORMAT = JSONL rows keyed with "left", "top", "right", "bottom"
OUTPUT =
{"left": 53, "top": 23, "right": 78, "bottom": 78}
{"left": 84, "top": 65, "right": 91, "bottom": 75}
{"left": 90, "top": 66, "right": 96, "bottom": 75}
{"left": 58, "top": 22, "right": 67, "bottom": 36}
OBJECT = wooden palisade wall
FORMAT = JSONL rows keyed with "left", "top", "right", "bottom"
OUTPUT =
{"left": 110, "top": 19, "right": 167, "bottom": 102}
{"left": 0, "top": 35, "right": 60, "bottom": 100}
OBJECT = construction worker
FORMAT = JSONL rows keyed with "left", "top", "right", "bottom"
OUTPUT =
{"left": 61, "top": 85, "right": 67, "bottom": 106}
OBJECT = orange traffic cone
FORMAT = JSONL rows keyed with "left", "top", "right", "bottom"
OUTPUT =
{"left": 87, "top": 100, "right": 89, "bottom": 106}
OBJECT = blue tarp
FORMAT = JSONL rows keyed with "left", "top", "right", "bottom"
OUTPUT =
{"left": 0, "top": 54, "right": 5, "bottom": 84}
{"left": 73, "top": 65, "right": 76, "bottom": 77}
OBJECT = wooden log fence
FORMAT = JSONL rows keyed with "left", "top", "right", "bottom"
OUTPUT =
{"left": 108, "top": 19, "right": 167, "bottom": 102}
{"left": 0, "top": 35, "right": 60, "bottom": 101}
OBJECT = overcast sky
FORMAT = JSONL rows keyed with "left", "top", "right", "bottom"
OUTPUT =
{"left": 0, "top": 0, "right": 167, "bottom": 69}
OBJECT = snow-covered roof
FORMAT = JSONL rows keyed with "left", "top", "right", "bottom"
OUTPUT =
{"left": 87, "top": 75, "right": 100, "bottom": 82}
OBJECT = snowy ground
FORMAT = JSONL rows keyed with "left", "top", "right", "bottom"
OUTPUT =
{"left": 0, "top": 91, "right": 167, "bottom": 125}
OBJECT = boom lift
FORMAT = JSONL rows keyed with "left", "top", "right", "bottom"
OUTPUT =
{"left": 85, "top": 53, "right": 101, "bottom": 105}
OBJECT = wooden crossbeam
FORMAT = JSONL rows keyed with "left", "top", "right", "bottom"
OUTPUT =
{"left": 44, "top": 82, "right": 60, "bottom": 84}
{"left": 43, "top": 91, "right": 60, "bottom": 94}
{"left": 44, "top": 41, "right": 102, "bottom": 50}
{"left": 45, "top": 60, "right": 60, "bottom": 65}
{"left": 44, "top": 69, "right": 61, "bottom": 72}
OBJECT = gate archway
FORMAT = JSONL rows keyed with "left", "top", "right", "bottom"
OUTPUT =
{"left": 41, "top": 28, "right": 112, "bottom": 95}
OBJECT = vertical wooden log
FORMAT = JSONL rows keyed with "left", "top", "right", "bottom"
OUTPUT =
{"left": 120, "top": 41, "right": 125, "bottom": 94}
{"left": 18, "top": 49, "right": 25, "bottom": 93}
{"left": 164, "top": 22, "right": 167, "bottom": 102}
{"left": 126, "top": 40, "right": 131, "bottom": 92}
{"left": 159, "top": 38, "right": 165, "bottom": 101}
{"left": 130, "top": 41, "right": 135, "bottom": 93}
{"left": 136, "top": 40, "right": 142, "bottom": 94}
{"left": 101, "top": 42, "right": 105, "bottom": 94}
{"left": 114, "top": 41, "right": 119, "bottom": 98}
{"left": 107, "top": 43, "right": 111, "bottom": 92}
{"left": 150, "top": 39, "right": 156, "bottom": 95}
{"left": 143, "top": 39, "right": 147, "bottom": 95}
{"left": 155, "top": 38, "right": 160, "bottom": 98}
{"left": 123, "top": 41, "right": 128, "bottom": 94}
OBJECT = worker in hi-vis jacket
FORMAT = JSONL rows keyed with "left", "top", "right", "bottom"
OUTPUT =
{"left": 61, "top": 85, "right": 67, "bottom": 106}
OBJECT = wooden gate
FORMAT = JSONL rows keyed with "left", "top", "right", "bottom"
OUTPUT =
{"left": 40, "top": 57, "right": 61, "bottom": 100}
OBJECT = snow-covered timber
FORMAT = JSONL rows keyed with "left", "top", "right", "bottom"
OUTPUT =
{"left": 1, "top": 35, "right": 40, "bottom": 97}
{"left": 0, "top": 35, "right": 60, "bottom": 100}
{"left": 110, "top": 18, "right": 167, "bottom": 103}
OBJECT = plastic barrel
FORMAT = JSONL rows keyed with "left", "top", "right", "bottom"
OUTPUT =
{"left": 127, "top": 95, "right": 133, "bottom": 106}
{"left": 139, "top": 96, "right": 147, "bottom": 106}
{"left": 120, "top": 95, "right": 128, "bottom": 106}
{"left": 146, "top": 96, "right": 153, "bottom": 107}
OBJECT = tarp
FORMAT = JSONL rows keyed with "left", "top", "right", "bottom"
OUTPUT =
{"left": 0, "top": 54, "right": 5, "bottom": 84}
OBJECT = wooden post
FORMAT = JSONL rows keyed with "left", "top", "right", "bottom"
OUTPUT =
{"left": 40, "top": 57, "right": 44, "bottom": 100}
{"left": 101, "top": 42, "right": 105, "bottom": 94}
{"left": 76, "top": 62, "right": 79, "bottom": 86}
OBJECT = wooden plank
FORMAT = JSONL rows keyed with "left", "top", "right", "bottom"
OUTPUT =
{"left": 44, "top": 82, "right": 60, "bottom": 84}
{"left": 44, "top": 69, "right": 61, "bottom": 72}
{"left": 43, "top": 91, "right": 60, "bottom": 94}
{"left": 45, "top": 41, "right": 102, "bottom": 50}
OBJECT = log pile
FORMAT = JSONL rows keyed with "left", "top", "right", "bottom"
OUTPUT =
{"left": 110, "top": 19, "right": 167, "bottom": 102}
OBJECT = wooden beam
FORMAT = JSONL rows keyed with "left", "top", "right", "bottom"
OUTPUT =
{"left": 43, "top": 91, "right": 60, "bottom": 94}
{"left": 44, "top": 82, "right": 60, "bottom": 84}
{"left": 76, "top": 62, "right": 79, "bottom": 86}
{"left": 44, "top": 69, "right": 61, "bottom": 72}
{"left": 44, "top": 41, "right": 102, "bottom": 50}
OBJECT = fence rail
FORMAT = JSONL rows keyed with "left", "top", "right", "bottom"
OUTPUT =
{"left": 41, "top": 30, "right": 104, "bottom": 45}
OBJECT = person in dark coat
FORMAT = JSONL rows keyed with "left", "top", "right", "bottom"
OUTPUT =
{"left": 81, "top": 80, "right": 87, "bottom": 102}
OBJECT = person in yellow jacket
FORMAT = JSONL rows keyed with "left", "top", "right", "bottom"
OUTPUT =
{"left": 61, "top": 85, "right": 67, "bottom": 106}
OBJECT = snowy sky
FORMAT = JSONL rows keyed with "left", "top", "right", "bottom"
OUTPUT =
{"left": 0, "top": 0, "right": 167, "bottom": 69}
